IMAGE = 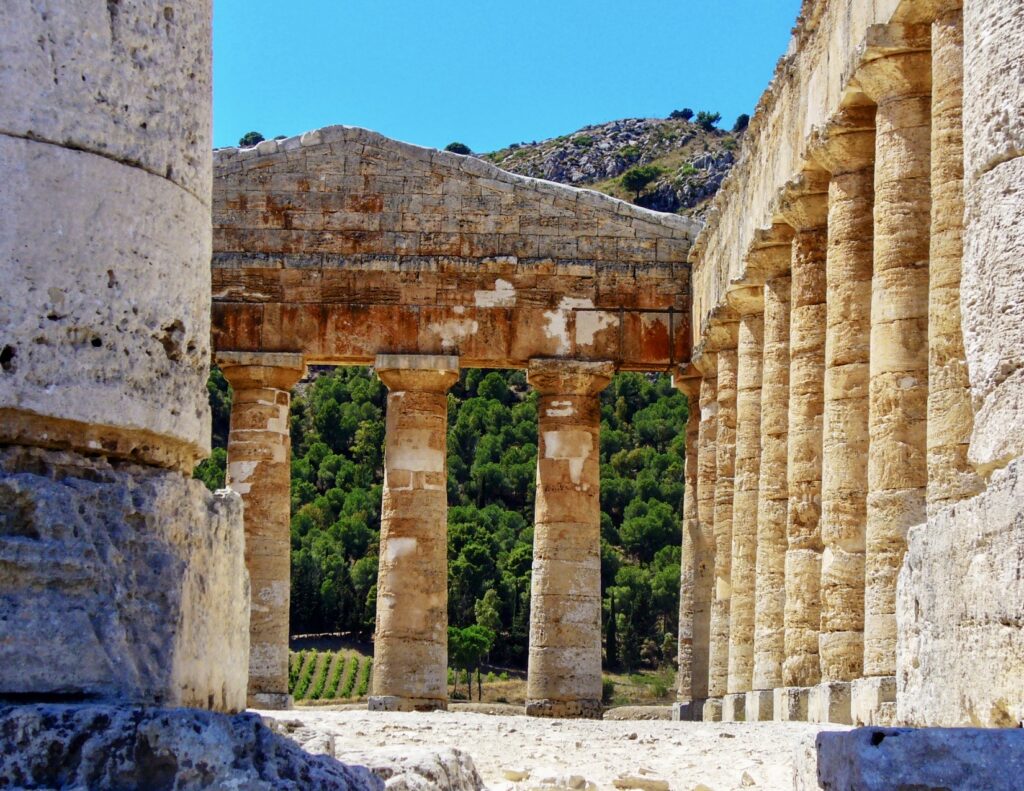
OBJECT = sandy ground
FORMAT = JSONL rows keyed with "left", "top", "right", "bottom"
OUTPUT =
{"left": 262, "top": 708, "right": 847, "bottom": 791}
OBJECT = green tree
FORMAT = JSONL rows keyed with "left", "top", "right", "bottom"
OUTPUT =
{"left": 669, "top": 108, "right": 694, "bottom": 121}
{"left": 474, "top": 588, "right": 502, "bottom": 634}
{"left": 695, "top": 111, "right": 721, "bottom": 131}
{"left": 445, "top": 142, "right": 471, "bottom": 155}
{"left": 606, "top": 590, "right": 619, "bottom": 669}
{"left": 620, "top": 165, "right": 663, "bottom": 200}
{"left": 732, "top": 113, "right": 750, "bottom": 133}
{"left": 238, "top": 131, "right": 265, "bottom": 147}
{"left": 448, "top": 625, "right": 495, "bottom": 700}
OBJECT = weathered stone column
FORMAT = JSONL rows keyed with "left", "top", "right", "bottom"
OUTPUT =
{"left": 808, "top": 108, "right": 876, "bottom": 724}
{"left": 220, "top": 352, "right": 306, "bottom": 710}
{"left": 526, "top": 359, "right": 614, "bottom": 719}
{"left": 927, "top": 3, "right": 982, "bottom": 512}
{"left": 673, "top": 369, "right": 707, "bottom": 721}
{"left": 0, "top": 0, "right": 249, "bottom": 714}
{"left": 724, "top": 287, "right": 765, "bottom": 721}
{"left": 856, "top": 38, "right": 932, "bottom": 726}
{"left": 695, "top": 356, "right": 719, "bottom": 720}
{"left": 370, "top": 354, "right": 459, "bottom": 712}
{"left": 708, "top": 334, "right": 739, "bottom": 714}
{"left": 747, "top": 229, "right": 794, "bottom": 722}
{"left": 776, "top": 171, "right": 829, "bottom": 720}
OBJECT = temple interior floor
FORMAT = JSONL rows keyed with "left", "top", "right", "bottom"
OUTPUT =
{"left": 260, "top": 707, "right": 848, "bottom": 790}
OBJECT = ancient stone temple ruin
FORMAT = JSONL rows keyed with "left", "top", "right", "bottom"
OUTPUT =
{"left": 672, "top": 0, "right": 1024, "bottom": 734}
{"left": 1, "top": 0, "right": 1023, "bottom": 786}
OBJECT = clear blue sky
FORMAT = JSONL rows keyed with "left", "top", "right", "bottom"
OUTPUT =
{"left": 213, "top": 0, "right": 801, "bottom": 152}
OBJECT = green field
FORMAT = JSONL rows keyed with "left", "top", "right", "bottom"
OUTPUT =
{"left": 289, "top": 648, "right": 373, "bottom": 703}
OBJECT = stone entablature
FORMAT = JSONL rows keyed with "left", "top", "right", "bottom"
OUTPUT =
{"left": 211, "top": 126, "right": 696, "bottom": 370}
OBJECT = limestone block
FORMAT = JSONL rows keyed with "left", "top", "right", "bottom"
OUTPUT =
{"left": 0, "top": 135, "right": 211, "bottom": 468}
{"left": 850, "top": 677, "right": 896, "bottom": 727}
{"left": 0, "top": 705, "right": 391, "bottom": 790}
{"left": 808, "top": 681, "right": 852, "bottom": 725}
{"left": 745, "top": 690, "right": 774, "bottom": 721}
{"left": 702, "top": 697, "right": 723, "bottom": 722}
{"left": 897, "top": 458, "right": 1024, "bottom": 728}
{"left": 815, "top": 727, "right": 1024, "bottom": 791}
{"left": 773, "top": 687, "right": 809, "bottom": 722}
{"left": 0, "top": 0, "right": 212, "bottom": 199}
{"left": 0, "top": 446, "right": 248, "bottom": 711}
{"left": 722, "top": 693, "right": 746, "bottom": 722}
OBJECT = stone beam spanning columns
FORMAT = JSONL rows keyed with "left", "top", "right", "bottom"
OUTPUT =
{"left": 526, "top": 358, "right": 614, "bottom": 719}
{"left": 672, "top": 367, "right": 707, "bottom": 721}
{"left": 725, "top": 286, "right": 765, "bottom": 722}
{"left": 750, "top": 225, "right": 795, "bottom": 722}
{"left": 220, "top": 351, "right": 307, "bottom": 710}
{"left": 926, "top": 2, "right": 982, "bottom": 513}
{"left": 695, "top": 354, "right": 719, "bottom": 720}
{"left": 856, "top": 31, "right": 932, "bottom": 726}
{"left": 776, "top": 170, "right": 829, "bottom": 720}
{"left": 370, "top": 354, "right": 460, "bottom": 712}
{"left": 808, "top": 106, "right": 877, "bottom": 724}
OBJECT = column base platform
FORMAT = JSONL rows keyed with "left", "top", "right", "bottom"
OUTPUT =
{"left": 773, "top": 686, "right": 809, "bottom": 721}
{"left": 671, "top": 699, "right": 705, "bottom": 721}
{"left": 247, "top": 692, "right": 292, "bottom": 711}
{"left": 851, "top": 676, "right": 896, "bottom": 726}
{"left": 702, "top": 697, "right": 723, "bottom": 722}
{"left": 809, "top": 680, "right": 853, "bottom": 724}
{"left": 722, "top": 692, "right": 747, "bottom": 721}
{"left": 368, "top": 695, "right": 448, "bottom": 713}
{"left": 745, "top": 689, "right": 774, "bottom": 721}
{"left": 524, "top": 698, "right": 602, "bottom": 719}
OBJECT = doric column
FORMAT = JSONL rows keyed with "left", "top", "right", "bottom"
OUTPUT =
{"left": 672, "top": 368, "right": 705, "bottom": 721}
{"left": 369, "top": 354, "right": 459, "bottom": 712}
{"left": 725, "top": 287, "right": 765, "bottom": 720}
{"left": 856, "top": 38, "right": 932, "bottom": 724}
{"left": 708, "top": 332, "right": 739, "bottom": 709}
{"left": 695, "top": 355, "right": 719, "bottom": 720}
{"left": 748, "top": 229, "right": 794, "bottom": 721}
{"left": 808, "top": 108, "right": 876, "bottom": 723}
{"left": 777, "top": 171, "right": 829, "bottom": 715}
{"left": 927, "top": 4, "right": 981, "bottom": 512}
{"left": 525, "top": 359, "right": 614, "bottom": 719}
{"left": 220, "top": 352, "right": 306, "bottom": 709}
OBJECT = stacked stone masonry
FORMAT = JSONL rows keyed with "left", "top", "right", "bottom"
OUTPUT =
{"left": 677, "top": 0, "right": 1024, "bottom": 730}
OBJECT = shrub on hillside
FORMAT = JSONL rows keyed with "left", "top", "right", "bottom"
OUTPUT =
{"left": 238, "top": 131, "right": 265, "bottom": 147}
{"left": 695, "top": 111, "right": 721, "bottom": 131}
{"left": 669, "top": 108, "right": 694, "bottom": 121}
{"left": 732, "top": 113, "right": 750, "bottom": 133}
{"left": 445, "top": 142, "right": 471, "bottom": 155}
{"left": 620, "top": 165, "right": 663, "bottom": 200}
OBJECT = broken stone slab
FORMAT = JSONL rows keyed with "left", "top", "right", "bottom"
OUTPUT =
{"left": 814, "top": 727, "right": 1024, "bottom": 791}
{"left": 333, "top": 747, "right": 486, "bottom": 791}
{"left": 0, "top": 705, "right": 382, "bottom": 790}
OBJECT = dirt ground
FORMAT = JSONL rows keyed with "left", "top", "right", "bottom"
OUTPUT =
{"left": 262, "top": 707, "right": 845, "bottom": 791}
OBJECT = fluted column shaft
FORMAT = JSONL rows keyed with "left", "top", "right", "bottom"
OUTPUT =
{"left": 695, "top": 362, "right": 718, "bottom": 700}
{"left": 753, "top": 274, "right": 792, "bottom": 691}
{"left": 675, "top": 377, "right": 704, "bottom": 704}
{"left": 708, "top": 344, "right": 738, "bottom": 698}
{"left": 370, "top": 354, "right": 459, "bottom": 712}
{"left": 928, "top": 7, "right": 981, "bottom": 512}
{"left": 859, "top": 51, "right": 932, "bottom": 679}
{"left": 781, "top": 176, "right": 829, "bottom": 689}
{"left": 812, "top": 115, "right": 876, "bottom": 683}
{"left": 526, "top": 359, "right": 613, "bottom": 719}
{"left": 728, "top": 290, "right": 765, "bottom": 695}
{"left": 221, "top": 353, "right": 306, "bottom": 709}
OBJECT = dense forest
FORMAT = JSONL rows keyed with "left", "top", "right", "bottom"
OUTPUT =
{"left": 196, "top": 367, "right": 687, "bottom": 671}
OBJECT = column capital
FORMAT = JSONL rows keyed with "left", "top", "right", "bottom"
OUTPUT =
{"left": 808, "top": 106, "right": 877, "bottom": 175}
{"left": 527, "top": 359, "right": 614, "bottom": 396}
{"left": 726, "top": 285, "right": 765, "bottom": 316}
{"left": 217, "top": 351, "right": 306, "bottom": 391}
{"left": 375, "top": 354, "right": 459, "bottom": 393}
{"left": 745, "top": 223, "right": 795, "bottom": 282}
{"left": 854, "top": 26, "right": 932, "bottom": 102}
{"left": 673, "top": 364, "right": 702, "bottom": 399}
{"left": 777, "top": 169, "right": 829, "bottom": 230}
{"left": 692, "top": 350, "right": 717, "bottom": 378}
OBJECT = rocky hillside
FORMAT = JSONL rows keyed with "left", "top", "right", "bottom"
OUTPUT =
{"left": 481, "top": 116, "right": 742, "bottom": 219}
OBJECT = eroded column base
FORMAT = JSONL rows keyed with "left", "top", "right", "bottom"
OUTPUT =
{"left": 745, "top": 690, "right": 774, "bottom": 721}
{"left": 702, "top": 697, "right": 724, "bottom": 722}
{"left": 809, "top": 681, "right": 853, "bottom": 724}
{"left": 722, "top": 692, "right": 747, "bottom": 721}
{"left": 249, "top": 692, "right": 293, "bottom": 711}
{"left": 368, "top": 696, "right": 448, "bottom": 713}
{"left": 671, "top": 699, "right": 705, "bottom": 721}
{"left": 773, "top": 687, "right": 809, "bottom": 721}
{"left": 524, "top": 699, "right": 602, "bottom": 719}
{"left": 851, "top": 676, "right": 897, "bottom": 726}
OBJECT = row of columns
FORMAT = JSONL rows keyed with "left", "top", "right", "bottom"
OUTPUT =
{"left": 220, "top": 352, "right": 614, "bottom": 716}
{"left": 675, "top": 7, "right": 980, "bottom": 725}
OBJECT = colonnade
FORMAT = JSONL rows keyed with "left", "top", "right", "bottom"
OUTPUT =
{"left": 221, "top": 353, "right": 612, "bottom": 716}
{"left": 674, "top": 7, "right": 980, "bottom": 725}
